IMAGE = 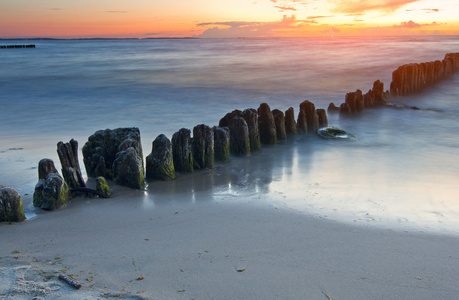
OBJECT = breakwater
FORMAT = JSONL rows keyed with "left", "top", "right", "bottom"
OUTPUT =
{"left": 2, "top": 52, "right": 459, "bottom": 220}
{"left": 0, "top": 44, "right": 35, "bottom": 49}
{"left": 329, "top": 52, "right": 459, "bottom": 115}
{"left": 390, "top": 53, "right": 459, "bottom": 96}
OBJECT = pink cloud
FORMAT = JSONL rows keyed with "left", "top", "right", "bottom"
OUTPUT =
{"left": 196, "top": 15, "right": 311, "bottom": 38}
{"left": 393, "top": 20, "right": 421, "bottom": 28}
{"left": 392, "top": 20, "right": 442, "bottom": 29}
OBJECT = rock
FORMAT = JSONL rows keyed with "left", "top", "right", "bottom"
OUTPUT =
{"left": 272, "top": 109, "right": 286, "bottom": 141}
{"left": 257, "top": 103, "right": 277, "bottom": 144}
{"left": 364, "top": 80, "right": 390, "bottom": 108}
{"left": 113, "top": 147, "right": 146, "bottom": 189}
{"left": 299, "top": 100, "right": 319, "bottom": 133}
{"left": 297, "top": 109, "right": 308, "bottom": 133}
{"left": 96, "top": 176, "right": 112, "bottom": 197}
{"left": 327, "top": 102, "right": 340, "bottom": 113}
{"left": 229, "top": 117, "right": 250, "bottom": 155}
{"left": 33, "top": 159, "right": 69, "bottom": 211}
{"left": 391, "top": 63, "right": 426, "bottom": 96}
{"left": 192, "top": 125, "right": 214, "bottom": 170}
{"left": 38, "top": 158, "right": 58, "bottom": 179}
{"left": 339, "top": 102, "right": 352, "bottom": 114}
{"left": 241, "top": 109, "right": 261, "bottom": 152}
{"left": 82, "top": 128, "right": 144, "bottom": 187}
{"left": 0, "top": 185, "right": 26, "bottom": 222}
{"left": 57, "top": 139, "right": 85, "bottom": 189}
{"left": 316, "top": 109, "right": 328, "bottom": 128}
{"left": 444, "top": 53, "right": 459, "bottom": 72}
{"left": 344, "top": 90, "right": 364, "bottom": 113}
{"left": 363, "top": 91, "right": 375, "bottom": 108}
{"left": 146, "top": 134, "right": 176, "bottom": 181}
{"left": 389, "top": 53, "right": 459, "bottom": 96}
{"left": 317, "top": 127, "right": 355, "bottom": 139}
{"left": 219, "top": 110, "right": 242, "bottom": 127}
{"left": 220, "top": 109, "right": 260, "bottom": 152}
{"left": 371, "top": 80, "right": 388, "bottom": 104}
{"left": 172, "top": 128, "right": 194, "bottom": 173}
{"left": 284, "top": 107, "right": 297, "bottom": 135}
{"left": 213, "top": 126, "right": 230, "bottom": 161}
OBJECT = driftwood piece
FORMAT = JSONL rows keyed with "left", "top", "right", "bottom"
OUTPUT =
{"left": 58, "top": 274, "right": 81, "bottom": 289}
{"left": 57, "top": 139, "right": 85, "bottom": 189}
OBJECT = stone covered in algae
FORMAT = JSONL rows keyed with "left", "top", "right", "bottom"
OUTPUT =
{"left": 213, "top": 126, "right": 230, "bottom": 161}
{"left": 192, "top": 124, "right": 214, "bottom": 170}
{"left": 257, "top": 103, "right": 277, "bottom": 145}
{"left": 272, "top": 109, "right": 287, "bottom": 141}
{"left": 219, "top": 109, "right": 260, "bottom": 153}
{"left": 0, "top": 185, "right": 26, "bottom": 222}
{"left": 171, "top": 128, "right": 194, "bottom": 173}
{"left": 33, "top": 158, "right": 69, "bottom": 211}
{"left": 96, "top": 176, "right": 112, "bottom": 197}
{"left": 299, "top": 100, "right": 319, "bottom": 133}
{"left": 297, "top": 109, "right": 308, "bottom": 133}
{"left": 146, "top": 134, "right": 177, "bottom": 181}
{"left": 241, "top": 108, "right": 261, "bottom": 152}
{"left": 229, "top": 117, "right": 250, "bottom": 156}
{"left": 316, "top": 109, "right": 328, "bottom": 128}
{"left": 33, "top": 173, "right": 69, "bottom": 211}
{"left": 113, "top": 147, "right": 146, "bottom": 189}
{"left": 82, "top": 127, "right": 144, "bottom": 184}
{"left": 284, "top": 107, "right": 297, "bottom": 136}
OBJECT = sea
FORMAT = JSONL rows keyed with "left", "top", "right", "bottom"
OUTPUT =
{"left": 1, "top": 36, "right": 458, "bottom": 234}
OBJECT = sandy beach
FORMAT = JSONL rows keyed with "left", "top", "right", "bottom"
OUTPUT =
{"left": 2, "top": 169, "right": 459, "bottom": 300}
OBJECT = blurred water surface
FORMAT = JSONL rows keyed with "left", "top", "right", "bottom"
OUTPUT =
{"left": 1, "top": 36, "right": 458, "bottom": 233}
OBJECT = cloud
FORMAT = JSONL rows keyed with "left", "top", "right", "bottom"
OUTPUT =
{"left": 197, "top": 21, "right": 262, "bottom": 27}
{"left": 331, "top": 0, "right": 421, "bottom": 14}
{"left": 405, "top": 8, "right": 440, "bottom": 13}
{"left": 359, "top": 24, "right": 448, "bottom": 36}
{"left": 275, "top": 5, "right": 297, "bottom": 11}
{"left": 196, "top": 15, "right": 310, "bottom": 38}
{"left": 392, "top": 20, "right": 441, "bottom": 29}
{"left": 393, "top": 20, "right": 420, "bottom": 28}
{"left": 270, "top": 0, "right": 312, "bottom": 11}
{"left": 307, "top": 15, "right": 333, "bottom": 20}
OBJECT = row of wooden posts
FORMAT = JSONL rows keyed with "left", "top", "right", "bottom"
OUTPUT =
{"left": 145, "top": 100, "right": 328, "bottom": 182}
{"left": 0, "top": 44, "right": 35, "bottom": 49}
{"left": 4, "top": 52, "right": 459, "bottom": 221}
{"left": 60, "top": 52, "right": 459, "bottom": 190}
{"left": 327, "top": 52, "right": 459, "bottom": 115}
{"left": 48, "top": 99, "right": 329, "bottom": 198}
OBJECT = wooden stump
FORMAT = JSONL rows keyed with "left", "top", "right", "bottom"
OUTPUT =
{"left": 57, "top": 139, "right": 85, "bottom": 189}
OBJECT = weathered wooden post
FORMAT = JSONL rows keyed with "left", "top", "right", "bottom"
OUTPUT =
{"left": 57, "top": 139, "right": 86, "bottom": 189}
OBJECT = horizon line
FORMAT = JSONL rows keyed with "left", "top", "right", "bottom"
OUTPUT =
{"left": 1, "top": 34, "right": 458, "bottom": 41}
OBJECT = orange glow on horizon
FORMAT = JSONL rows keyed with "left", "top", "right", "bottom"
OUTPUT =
{"left": 0, "top": 0, "right": 457, "bottom": 38}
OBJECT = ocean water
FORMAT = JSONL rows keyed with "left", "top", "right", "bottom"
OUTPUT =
{"left": 1, "top": 36, "right": 458, "bottom": 234}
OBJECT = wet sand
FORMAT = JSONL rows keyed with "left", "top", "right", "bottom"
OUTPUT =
{"left": 2, "top": 178, "right": 459, "bottom": 299}
{"left": 2, "top": 124, "right": 459, "bottom": 299}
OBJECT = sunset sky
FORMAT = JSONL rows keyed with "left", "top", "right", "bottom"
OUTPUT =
{"left": 0, "top": 0, "right": 458, "bottom": 38}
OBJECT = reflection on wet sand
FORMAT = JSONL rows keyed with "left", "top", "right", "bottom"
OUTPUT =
{"left": 142, "top": 135, "right": 313, "bottom": 206}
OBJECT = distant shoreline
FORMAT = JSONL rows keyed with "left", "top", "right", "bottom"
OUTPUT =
{"left": 1, "top": 35, "right": 458, "bottom": 41}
